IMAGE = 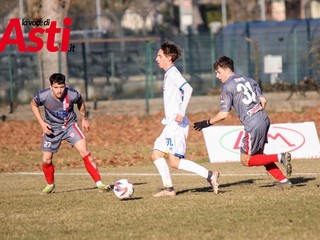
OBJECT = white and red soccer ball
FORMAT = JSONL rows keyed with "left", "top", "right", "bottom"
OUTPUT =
{"left": 113, "top": 179, "right": 134, "bottom": 200}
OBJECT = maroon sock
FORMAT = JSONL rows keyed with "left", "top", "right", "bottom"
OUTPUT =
{"left": 83, "top": 153, "right": 101, "bottom": 182}
{"left": 265, "top": 162, "right": 286, "bottom": 181}
{"left": 248, "top": 154, "right": 278, "bottom": 167}
{"left": 42, "top": 163, "right": 55, "bottom": 184}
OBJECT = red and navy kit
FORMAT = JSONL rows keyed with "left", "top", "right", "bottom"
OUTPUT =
{"left": 33, "top": 87, "right": 85, "bottom": 152}
{"left": 33, "top": 87, "right": 82, "bottom": 130}
{"left": 220, "top": 73, "right": 269, "bottom": 155}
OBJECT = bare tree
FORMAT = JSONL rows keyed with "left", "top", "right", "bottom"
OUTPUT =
{"left": 101, "top": 0, "right": 133, "bottom": 37}
{"left": 128, "top": 0, "right": 165, "bottom": 35}
{"left": 26, "top": 0, "right": 71, "bottom": 88}
{"left": 227, "top": 0, "right": 260, "bottom": 22}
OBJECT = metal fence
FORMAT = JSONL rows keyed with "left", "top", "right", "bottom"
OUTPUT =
{"left": 214, "top": 19, "right": 320, "bottom": 90}
{"left": 0, "top": 19, "right": 319, "bottom": 107}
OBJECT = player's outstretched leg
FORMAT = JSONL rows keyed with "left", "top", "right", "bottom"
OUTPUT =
{"left": 82, "top": 153, "right": 111, "bottom": 192}
{"left": 96, "top": 182, "right": 111, "bottom": 192}
{"left": 153, "top": 157, "right": 175, "bottom": 197}
{"left": 42, "top": 163, "right": 55, "bottom": 194}
{"left": 207, "top": 171, "right": 220, "bottom": 194}
{"left": 178, "top": 159, "right": 220, "bottom": 194}
{"left": 42, "top": 184, "right": 56, "bottom": 194}
{"left": 153, "top": 187, "right": 176, "bottom": 197}
{"left": 280, "top": 152, "right": 292, "bottom": 177}
{"left": 276, "top": 180, "right": 293, "bottom": 189}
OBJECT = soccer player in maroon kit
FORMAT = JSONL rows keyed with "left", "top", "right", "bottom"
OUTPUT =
{"left": 30, "top": 73, "right": 110, "bottom": 193}
{"left": 194, "top": 56, "right": 293, "bottom": 189}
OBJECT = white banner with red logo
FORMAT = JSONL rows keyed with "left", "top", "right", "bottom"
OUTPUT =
{"left": 202, "top": 122, "right": 320, "bottom": 163}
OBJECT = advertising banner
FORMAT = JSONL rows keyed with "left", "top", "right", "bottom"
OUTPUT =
{"left": 202, "top": 122, "right": 320, "bottom": 163}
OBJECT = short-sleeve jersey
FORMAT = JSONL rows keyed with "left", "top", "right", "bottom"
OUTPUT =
{"left": 33, "top": 87, "right": 82, "bottom": 130}
{"left": 220, "top": 73, "right": 268, "bottom": 131}
{"left": 162, "top": 66, "right": 190, "bottom": 124}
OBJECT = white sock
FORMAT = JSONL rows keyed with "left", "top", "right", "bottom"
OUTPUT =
{"left": 178, "top": 159, "right": 209, "bottom": 179}
{"left": 154, "top": 158, "right": 173, "bottom": 187}
{"left": 277, "top": 153, "right": 282, "bottom": 162}
{"left": 96, "top": 180, "right": 102, "bottom": 187}
{"left": 280, "top": 178, "right": 288, "bottom": 183}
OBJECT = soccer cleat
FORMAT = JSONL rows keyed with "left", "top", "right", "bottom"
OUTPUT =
{"left": 276, "top": 180, "right": 293, "bottom": 190}
{"left": 97, "top": 183, "right": 112, "bottom": 192}
{"left": 153, "top": 187, "right": 176, "bottom": 197}
{"left": 207, "top": 170, "right": 220, "bottom": 194}
{"left": 280, "top": 152, "right": 292, "bottom": 177}
{"left": 42, "top": 184, "right": 56, "bottom": 194}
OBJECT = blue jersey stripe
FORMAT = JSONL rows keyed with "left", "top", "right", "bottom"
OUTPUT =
{"left": 179, "top": 81, "right": 188, "bottom": 91}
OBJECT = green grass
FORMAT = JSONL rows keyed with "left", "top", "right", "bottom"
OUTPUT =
{"left": 0, "top": 160, "right": 319, "bottom": 240}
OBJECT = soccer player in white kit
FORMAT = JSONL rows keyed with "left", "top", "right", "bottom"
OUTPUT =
{"left": 194, "top": 56, "right": 292, "bottom": 189}
{"left": 152, "top": 41, "right": 219, "bottom": 197}
{"left": 30, "top": 73, "right": 110, "bottom": 193}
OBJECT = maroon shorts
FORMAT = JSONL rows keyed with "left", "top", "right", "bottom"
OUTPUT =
{"left": 41, "top": 123, "right": 85, "bottom": 153}
{"left": 241, "top": 117, "right": 270, "bottom": 155}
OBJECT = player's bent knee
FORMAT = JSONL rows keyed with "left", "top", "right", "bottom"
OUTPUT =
{"left": 168, "top": 161, "right": 178, "bottom": 169}
{"left": 240, "top": 154, "right": 249, "bottom": 166}
{"left": 151, "top": 153, "right": 158, "bottom": 161}
{"left": 42, "top": 158, "right": 52, "bottom": 165}
{"left": 42, "top": 152, "right": 53, "bottom": 165}
{"left": 168, "top": 157, "right": 180, "bottom": 169}
{"left": 151, "top": 150, "right": 163, "bottom": 161}
{"left": 241, "top": 159, "right": 248, "bottom": 166}
{"left": 80, "top": 151, "right": 90, "bottom": 159}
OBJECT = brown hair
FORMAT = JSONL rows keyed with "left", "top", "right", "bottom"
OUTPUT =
{"left": 160, "top": 41, "right": 182, "bottom": 62}
{"left": 213, "top": 56, "right": 234, "bottom": 72}
{"left": 49, "top": 73, "right": 66, "bottom": 85}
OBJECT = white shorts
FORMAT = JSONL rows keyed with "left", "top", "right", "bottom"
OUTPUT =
{"left": 153, "top": 118, "right": 189, "bottom": 158}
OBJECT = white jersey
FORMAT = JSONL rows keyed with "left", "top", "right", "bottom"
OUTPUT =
{"left": 162, "top": 66, "right": 193, "bottom": 125}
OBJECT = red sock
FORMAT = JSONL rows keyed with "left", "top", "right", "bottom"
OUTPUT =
{"left": 42, "top": 163, "right": 54, "bottom": 184}
{"left": 248, "top": 154, "right": 278, "bottom": 167}
{"left": 83, "top": 153, "right": 101, "bottom": 182}
{"left": 265, "top": 163, "right": 286, "bottom": 181}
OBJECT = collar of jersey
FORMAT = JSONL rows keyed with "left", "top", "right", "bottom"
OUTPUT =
{"left": 165, "top": 65, "right": 176, "bottom": 74}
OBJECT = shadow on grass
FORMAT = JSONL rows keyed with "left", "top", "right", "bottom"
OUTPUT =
{"left": 118, "top": 197, "right": 144, "bottom": 201}
{"left": 56, "top": 187, "right": 98, "bottom": 193}
{"left": 133, "top": 182, "right": 147, "bottom": 186}
{"left": 176, "top": 186, "right": 211, "bottom": 195}
{"left": 53, "top": 182, "right": 146, "bottom": 200}
{"left": 261, "top": 177, "right": 317, "bottom": 188}
{"left": 176, "top": 178, "right": 261, "bottom": 195}
{"left": 289, "top": 177, "right": 317, "bottom": 186}
{"left": 221, "top": 178, "right": 260, "bottom": 187}
{"left": 177, "top": 177, "right": 317, "bottom": 195}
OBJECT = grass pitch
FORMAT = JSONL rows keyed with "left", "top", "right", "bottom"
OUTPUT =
{"left": 0, "top": 159, "right": 319, "bottom": 240}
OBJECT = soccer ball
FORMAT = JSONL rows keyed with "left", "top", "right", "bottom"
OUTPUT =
{"left": 113, "top": 179, "right": 134, "bottom": 200}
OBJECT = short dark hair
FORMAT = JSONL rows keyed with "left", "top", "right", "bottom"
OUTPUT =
{"left": 49, "top": 73, "right": 66, "bottom": 85}
{"left": 160, "top": 41, "right": 182, "bottom": 62}
{"left": 213, "top": 56, "right": 234, "bottom": 72}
